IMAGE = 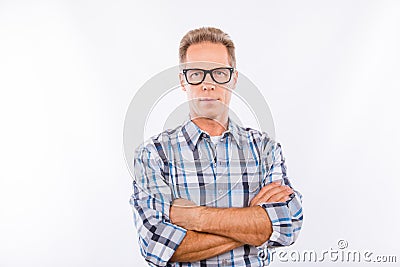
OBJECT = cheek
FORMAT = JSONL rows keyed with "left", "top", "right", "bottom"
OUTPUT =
{"left": 220, "top": 89, "right": 230, "bottom": 99}
{"left": 186, "top": 86, "right": 202, "bottom": 98}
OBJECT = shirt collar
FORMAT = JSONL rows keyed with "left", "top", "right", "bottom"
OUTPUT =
{"left": 180, "top": 114, "right": 243, "bottom": 151}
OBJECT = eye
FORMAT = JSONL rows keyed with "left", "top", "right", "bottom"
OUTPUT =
{"left": 215, "top": 70, "right": 227, "bottom": 77}
{"left": 189, "top": 71, "right": 201, "bottom": 78}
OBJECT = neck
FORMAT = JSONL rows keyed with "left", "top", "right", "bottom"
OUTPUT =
{"left": 190, "top": 114, "right": 229, "bottom": 136}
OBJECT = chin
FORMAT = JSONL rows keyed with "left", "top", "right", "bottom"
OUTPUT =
{"left": 197, "top": 110, "right": 223, "bottom": 120}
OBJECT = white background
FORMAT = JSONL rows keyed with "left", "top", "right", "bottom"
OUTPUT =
{"left": 1, "top": 0, "right": 399, "bottom": 266}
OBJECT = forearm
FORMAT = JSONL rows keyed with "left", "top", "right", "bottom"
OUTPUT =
{"left": 170, "top": 230, "right": 243, "bottom": 263}
{"left": 196, "top": 205, "right": 272, "bottom": 246}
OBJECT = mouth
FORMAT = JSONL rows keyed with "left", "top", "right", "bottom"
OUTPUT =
{"left": 199, "top": 97, "right": 219, "bottom": 101}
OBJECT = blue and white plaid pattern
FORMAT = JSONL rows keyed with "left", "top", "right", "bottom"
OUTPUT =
{"left": 129, "top": 116, "right": 303, "bottom": 267}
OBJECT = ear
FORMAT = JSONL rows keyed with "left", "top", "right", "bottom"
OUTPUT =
{"left": 179, "top": 73, "right": 187, "bottom": 91}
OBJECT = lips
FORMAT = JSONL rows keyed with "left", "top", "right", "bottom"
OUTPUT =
{"left": 199, "top": 97, "right": 218, "bottom": 101}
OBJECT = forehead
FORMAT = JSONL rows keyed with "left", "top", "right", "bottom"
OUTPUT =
{"left": 185, "top": 42, "right": 231, "bottom": 69}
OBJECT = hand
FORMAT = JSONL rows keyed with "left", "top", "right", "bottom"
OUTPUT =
{"left": 169, "top": 198, "right": 203, "bottom": 231}
{"left": 249, "top": 181, "right": 294, "bottom": 206}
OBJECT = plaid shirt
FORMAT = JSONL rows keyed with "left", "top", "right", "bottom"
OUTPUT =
{"left": 129, "top": 115, "right": 303, "bottom": 267}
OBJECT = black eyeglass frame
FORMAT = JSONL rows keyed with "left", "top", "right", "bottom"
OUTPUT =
{"left": 182, "top": 67, "right": 235, "bottom": 85}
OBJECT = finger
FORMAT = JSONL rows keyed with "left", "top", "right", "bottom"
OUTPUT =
{"left": 268, "top": 186, "right": 293, "bottom": 200}
{"left": 251, "top": 185, "right": 293, "bottom": 206}
{"left": 268, "top": 190, "right": 293, "bottom": 202}
{"left": 250, "top": 182, "right": 283, "bottom": 205}
{"left": 276, "top": 195, "right": 290, "bottom": 203}
{"left": 257, "top": 185, "right": 291, "bottom": 203}
{"left": 251, "top": 192, "right": 290, "bottom": 206}
{"left": 257, "top": 181, "right": 283, "bottom": 196}
{"left": 250, "top": 182, "right": 281, "bottom": 205}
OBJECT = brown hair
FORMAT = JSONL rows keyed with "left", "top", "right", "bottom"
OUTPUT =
{"left": 179, "top": 27, "right": 236, "bottom": 68}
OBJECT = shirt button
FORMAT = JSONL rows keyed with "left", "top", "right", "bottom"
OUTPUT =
{"left": 222, "top": 259, "right": 228, "bottom": 265}
{"left": 218, "top": 189, "right": 224, "bottom": 195}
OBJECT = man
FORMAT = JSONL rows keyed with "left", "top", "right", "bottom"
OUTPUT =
{"left": 130, "top": 27, "right": 303, "bottom": 267}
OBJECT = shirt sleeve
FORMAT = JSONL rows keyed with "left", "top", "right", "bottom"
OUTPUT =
{"left": 129, "top": 142, "right": 187, "bottom": 267}
{"left": 256, "top": 137, "right": 304, "bottom": 250}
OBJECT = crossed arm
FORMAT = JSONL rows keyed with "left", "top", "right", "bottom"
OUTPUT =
{"left": 132, "top": 142, "right": 303, "bottom": 266}
{"left": 169, "top": 182, "right": 294, "bottom": 262}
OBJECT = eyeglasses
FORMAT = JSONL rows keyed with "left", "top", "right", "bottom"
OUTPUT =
{"left": 182, "top": 67, "right": 234, "bottom": 85}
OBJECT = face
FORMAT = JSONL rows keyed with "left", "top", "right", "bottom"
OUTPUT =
{"left": 179, "top": 42, "right": 238, "bottom": 121}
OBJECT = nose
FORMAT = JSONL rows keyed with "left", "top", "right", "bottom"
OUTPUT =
{"left": 202, "top": 72, "right": 215, "bottom": 91}
{"left": 202, "top": 84, "right": 215, "bottom": 91}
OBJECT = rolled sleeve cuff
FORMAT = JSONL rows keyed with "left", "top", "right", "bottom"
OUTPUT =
{"left": 144, "top": 221, "right": 187, "bottom": 267}
{"left": 256, "top": 193, "right": 297, "bottom": 249}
